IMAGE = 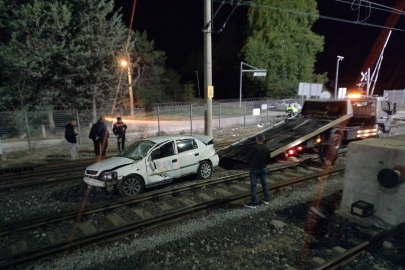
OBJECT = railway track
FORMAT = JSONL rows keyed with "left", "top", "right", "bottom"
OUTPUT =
{"left": 0, "top": 159, "right": 345, "bottom": 269}
{"left": 312, "top": 222, "right": 405, "bottom": 270}
{"left": 0, "top": 142, "right": 235, "bottom": 192}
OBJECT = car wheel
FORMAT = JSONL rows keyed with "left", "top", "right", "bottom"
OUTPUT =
{"left": 119, "top": 175, "right": 144, "bottom": 196}
{"left": 197, "top": 161, "right": 212, "bottom": 180}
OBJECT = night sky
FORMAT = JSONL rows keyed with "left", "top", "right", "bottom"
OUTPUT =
{"left": 115, "top": 0, "right": 405, "bottom": 97}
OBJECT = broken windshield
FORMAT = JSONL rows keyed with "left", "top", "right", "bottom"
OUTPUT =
{"left": 117, "top": 140, "right": 156, "bottom": 160}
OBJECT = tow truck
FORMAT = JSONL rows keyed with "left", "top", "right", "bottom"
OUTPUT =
{"left": 217, "top": 94, "right": 397, "bottom": 168}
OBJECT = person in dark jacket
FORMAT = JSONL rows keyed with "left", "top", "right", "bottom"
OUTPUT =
{"left": 113, "top": 117, "right": 127, "bottom": 152}
{"left": 88, "top": 122, "right": 100, "bottom": 156}
{"left": 65, "top": 120, "right": 78, "bottom": 160}
{"left": 95, "top": 117, "right": 109, "bottom": 156}
{"left": 244, "top": 134, "right": 271, "bottom": 209}
{"left": 314, "top": 141, "right": 338, "bottom": 167}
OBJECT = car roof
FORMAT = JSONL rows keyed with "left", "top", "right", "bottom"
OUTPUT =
{"left": 145, "top": 136, "right": 200, "bottom": 144}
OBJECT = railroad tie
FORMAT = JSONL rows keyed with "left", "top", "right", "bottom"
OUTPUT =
{"left": 283, "top": 171, "right": 303, "bottom": 177}
{"left": 177, "top": 198, "right": 197, "bottom": 207}
{"left": 198, "top": 193, "right": 215, "bottom": 201}
{"left": 11, "top": 239, "right": 27, "bottom": 254}
{"left": 132, "top": 209, "right": 153, "bottom": 219}
{"left": 158, "top": 202, "right": 174, "bottom": 211}
{"left": 269, "top": 174, "right": 290, "bottom": 181}
{"left": 306, "top": 166, "right": 324, "bottom": 172}
{"left": 106, "top": 213, "right": 127, "bottom": 227}
{"left": 214, "top": 188, "right": 233, "bottom": 196}
{"left": 230, "top": 185, "right": 249, "bottom": 192}
{"left": 46, "top": 228, "right": 65, "bottom": 245}
{"left": 78, "top": 221, "right": 98, "bottom": 235}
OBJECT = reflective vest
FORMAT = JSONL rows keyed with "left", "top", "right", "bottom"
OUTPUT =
{"left": 286, "top": 106, "right": 293, "bottom": 112}
{"left": 292, "top": 107, "right": 298, "bottom": 113}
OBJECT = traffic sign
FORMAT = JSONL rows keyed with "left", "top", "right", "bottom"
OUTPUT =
{"left": 361, "top": 71, "right": 368, "bottom": 82}
{"left": 253, "top": 72, "right": 266, "bottom": 77}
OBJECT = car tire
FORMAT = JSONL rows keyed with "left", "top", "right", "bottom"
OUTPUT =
{"left": 119, "top": 175, "right": 145, "bottom": 196}
{"left": 197, "top": 161, "right": 213, "bottom": 180}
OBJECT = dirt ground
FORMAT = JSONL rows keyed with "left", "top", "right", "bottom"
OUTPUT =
{"left": 0, "top": 125, "right": 263, "bottom": 168}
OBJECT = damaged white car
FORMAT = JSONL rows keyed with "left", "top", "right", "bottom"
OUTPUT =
{"left": 83, "top": 136, "right": 219, "bottom": 196}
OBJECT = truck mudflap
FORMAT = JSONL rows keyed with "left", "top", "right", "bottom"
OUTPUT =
{"left": 217, "top": 113, "right": 353, "bottom": 163}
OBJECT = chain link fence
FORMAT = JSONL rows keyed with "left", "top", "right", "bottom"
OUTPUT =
{"left": 0, "top": 97, "right": 301, "bottom": 153}
{"left": 383, "top": 90, "right": 405, "bottom": 109}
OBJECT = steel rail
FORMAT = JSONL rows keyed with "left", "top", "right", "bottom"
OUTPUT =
{"left": 0, "top": 173, "right": 84, "bottom": 193}
{"left": 0, "top": 161, "right": 307, "bottom": 235}
{"left": 313, "top": 222, "right": 405, "bottom": 270}
{"left": 0, "top": 166, "right": 344, "bottom": 269}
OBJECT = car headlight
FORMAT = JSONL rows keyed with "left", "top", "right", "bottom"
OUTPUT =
{"left": 99, "top": 171, "right": 118, "bottom": 181}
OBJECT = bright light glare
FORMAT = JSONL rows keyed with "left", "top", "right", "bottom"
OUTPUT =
{"left": 121, "top": 60, "right": 128, "bottom": 67}
{"left": 316, "top": 138, "right": 321, "bottom": 143}
{"left": 288, "top": 150, "right": 294, "bottom": 155}
{"left": 298, "top": 147, "right": 303, "bottom": 150}
{"left": 347, "top": 94, "right": 363, "bottom": 99}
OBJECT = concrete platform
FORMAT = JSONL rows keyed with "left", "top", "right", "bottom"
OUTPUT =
{"left": 340, "top": 135, "right": 405, "bottom": 226}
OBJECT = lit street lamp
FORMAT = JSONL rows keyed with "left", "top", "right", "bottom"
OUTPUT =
{"left": 334, "top": 55, "right": 344, "bottom": 99}
{"left": 121, "top": 57, "right": 134, "bottom": 116}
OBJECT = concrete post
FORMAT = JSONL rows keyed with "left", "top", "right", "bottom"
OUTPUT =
{"left": 244, "top": 101, "right": 246, "bottom": 129}
{"left": 203, "top": 0, "right": 212, "bottom": 136}
{"left": 41, "top": 124, "right": 46, "bottom": 138}
{"left": 24, "top": 111, "right": 31, "bottom": 150}
{"left": 76, "top": 109, "right": 82, "bottom": 145}
{"left": 190, "top": 103, "right": 193, "bottom": 136}
{"left": 219, "top": 103, "right": 221, "bottom": 130}
{"left": 157, "top": 106, "right": 161, "bottom": 136}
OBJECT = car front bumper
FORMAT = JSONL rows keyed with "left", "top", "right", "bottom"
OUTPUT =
{"left": 83, "top": 176, "right": 118, "bottom": 187}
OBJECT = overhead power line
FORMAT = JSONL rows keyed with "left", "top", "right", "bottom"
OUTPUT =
{"left": 207, "top": 0, "right": 405, "bottom": 32}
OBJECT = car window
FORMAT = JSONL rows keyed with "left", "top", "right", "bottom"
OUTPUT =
{"left": 150, "top": 141, "right": 175, "bottom": 160}
{"left": 177, "top": 139, "right": 198, "bottom": 153}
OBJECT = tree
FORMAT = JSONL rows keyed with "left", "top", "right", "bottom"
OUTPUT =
{"left": 57, "top": 0, "right": 129, "bottom": 122}
{"left": 241, "top": 0, "right": 327, "bottom": 97}
{"left": 127, "top": 31, "right": 167, "bottom": 109}
{"left": 0, "top": 0, "right": 70, "bottom": 110}
{"left": 163, "top": 68, "right": 183, "bottom": 102}
{"left": 182, "top": 82, "right": 195, "bottom": 102}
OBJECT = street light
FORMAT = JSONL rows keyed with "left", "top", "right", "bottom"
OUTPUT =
{"left": 121, "top": 57, "right": 134, "bottom": 116}
{"left": 334, "top": 55, "right": 344, "bottom": 99}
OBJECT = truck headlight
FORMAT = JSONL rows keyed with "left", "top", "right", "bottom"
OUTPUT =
{"left": 99, "top": 171, "right": 118, "bottom": 181}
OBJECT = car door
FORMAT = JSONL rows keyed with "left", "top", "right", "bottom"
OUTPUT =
{"left": 176, "top": 139, "right": 201, "bottom": 176}
{"left": 146, "top": 141, "right": 180, "bottom": 184}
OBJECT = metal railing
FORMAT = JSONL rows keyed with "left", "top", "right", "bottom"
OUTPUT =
{"left": 0, "top": 98, "right": 299, "bottom": 153}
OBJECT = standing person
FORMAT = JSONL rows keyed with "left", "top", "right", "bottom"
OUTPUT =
{"left": 286, "top": 104, "right": 293, "bottom": 117}
{"left": 65, "top": 120, "right": 79, "bottom": 160}
{"left": 95, "top": 117, "right": 109, "bottom": 156}
{"left": 244, "top": 134, "right": 271, "bottom": 209}
{"left": 292, "top": 104, "right": 299, "bottom": 115}
{"left": 88, "top": 122, "right": 100, "bottom": 156}
{"left": 113, "top": 117, "right": 127, "bottom": 152}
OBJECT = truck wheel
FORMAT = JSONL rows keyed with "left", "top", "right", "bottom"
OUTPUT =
{"left": 119, "top": 175, "right": 144, "bottom": 196}
{"left": 331, "top": 134, "right": 342, "bottom": 151}
{"left": 377, "top": 126, "right": 384, "bottom": 137}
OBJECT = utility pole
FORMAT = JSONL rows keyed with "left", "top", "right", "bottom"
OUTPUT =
{"left": 203, "top": 0, "right": 213, "bottom": 136}
{"left": 334, "top": 55, "right": 344, "bottom": 99}
{"left": 121, "top": 54, "right": 134, "bottom": 116}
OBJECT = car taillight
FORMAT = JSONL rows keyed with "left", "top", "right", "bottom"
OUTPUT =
{"left": 288, "top": 150, "right": 294, "bottom": 155}
{"left": 297, "top": 146, "right": 303, "bottom": 151}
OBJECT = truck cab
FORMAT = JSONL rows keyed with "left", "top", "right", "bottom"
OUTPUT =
{"left": 346, "top": 95, "right": 396, "bottom": 137}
